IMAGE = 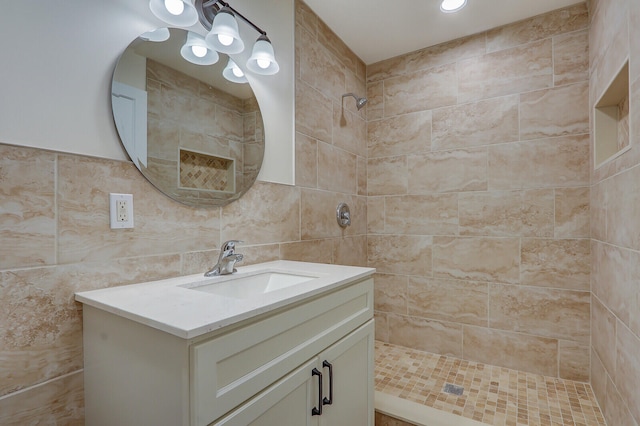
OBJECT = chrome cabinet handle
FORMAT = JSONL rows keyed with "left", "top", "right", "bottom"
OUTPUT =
{"left": 322, "top": 360, "right": 333, "bottom": 405}
{"left": 311, "top": 368, "right": 323, "bottom": 416}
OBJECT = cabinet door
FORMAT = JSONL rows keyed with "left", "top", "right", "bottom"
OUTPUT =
{"left": 213, "top": 358, "right": 319, "bottom": 426}
{"left": 318, "top": 320, "right": 374, "bottom": 426}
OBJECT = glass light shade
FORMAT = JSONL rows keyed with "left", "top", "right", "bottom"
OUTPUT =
{"left": 222, "top": 58, "right": 248, "bottom": 83}
{"left": 246, "top": 35, "right": 279, "bottom": 75}
{"left": 149, "top": 0, "right": 198, "bottom": 26}
{"left": 440, "top": 0, "right": 467, "bottom": 13}
{"left": 139, "top": 27, "right": 171, "bottom": 42}
{"left": 180, "top": 32, "right": 219, "bottom": 65}
{"left": 205, "top": 8, "right": 244, "bottom": 54}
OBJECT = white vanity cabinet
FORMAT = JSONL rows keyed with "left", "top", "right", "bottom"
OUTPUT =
{"left": 79, "top": 263, "right": 374, "bottom": 426}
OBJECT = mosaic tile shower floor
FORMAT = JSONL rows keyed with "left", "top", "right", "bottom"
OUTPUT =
{"left": 375, "top": 342, "right": 606, "bottom": 426}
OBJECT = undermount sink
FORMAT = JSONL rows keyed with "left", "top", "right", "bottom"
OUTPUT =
{"left": 184, "top": 271, "right": 319, "bottom": 299}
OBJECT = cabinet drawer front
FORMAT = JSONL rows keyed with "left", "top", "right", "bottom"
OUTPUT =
{"left": 191, "top": 278, "right": 373, "bottom": 425}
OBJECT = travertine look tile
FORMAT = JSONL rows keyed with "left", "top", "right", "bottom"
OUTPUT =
{"left": 407, "top": 277, "right": 488, "bottom": 326}
{"left": 295, "top": 0, "right": 317, "bottom": 36}
{"left": 388, "top": 314, "right": 463, "bottom": 358}
{"left": 614, "top": 322, "right": 640, "bottom": 424}
{"left": 0, "top": 145, "right": 56, "bottom": 269}
{"left": 57, "top": 155, "right": 221, "bottom": 264}
{"left": 591, "top": 240, "right": 640, "bottom": 337}
{"left": 317, "top": 141, "right": 357, "bottom": 194}
{"left": 605, "top": 164, "right": 640, "bottom": 251}
{"left": 368, "top": 235, "right": 432, "bottom": 276}
{"left": 489, "top": 284, "right": 590, "bottom": 343}
{"left": 334, "top": 103, "right": 367, "bottom": 157}
{"left": 280, "top": 239, "right": 333, "bottom": 264}
{"left": 487, "top": 134, "right": 590, "bottom": 190}
{"left": 0, "top": 371, "right": 84, "bottom": 425}
{"left": 384, "top": 64, "right": 457, "bottom": 117}
{"left": 374, "top": 273, "right": 408, "bottom": 314}
{"left": 367, "top": 33, "right": 485, "bottom": 83}
{"left": 368, "top": 111, "right": 431, "bottom": 158}
{"left": 431, "top": 96, "right": 519, "bottom": 150}
{"left": 591, "top": 295, "right": 617, "bottom": 377}
{"left": 519, "top": 82, "right": 589, "bottom": 140}
{"left": 604, "top": 374, "right": 639, "bottom": 426}
{"left": 221, "top": 182, "right": 299, "bottom": 245}
{"left": 295, "top": 132, "right": 317, "bottom": 188}
{"left": 367, "top": 197, "right": 385, "bottom": 234}
{"left": 520, "top": 238, "right": 590, "bottom": 290}
{"left": 591, "top": 348, "right": 608, "bottom": 407}
{"left": 559, "top": 340, "right": 590, "bottom": 381}
{"left": 367, "top": 156, "right": 408, "bottom": 196}
{"left": 375, "top": 412, "right": 416, "bottom": 426}
{"left": 375, "top": 312, "right": 390, "bottom": 342}
{"left": 333, "top": 235, "right": 367, "bottom": 267}
{"left": 457, "top": 39, "right": 552, "bottom": 103}
{"left": 366, "top": 80, "right": 384, "bottom": 121}
{"left": 462, "top": 326, "right": 558, "bottom": 377}
{"left": 357, "top": 155, "right": 367, "bottom": 196}
{"left": 295, "top": 80, "right": 333, "bottom": 143}
{"left": 486, "top": 3, "right": 588, "bottom": 53}
{"left": 459, "top": 190, "right": 554, "bottom": 237}
{"left": 317, "top": 18, "right": 361, "bottom": 76}
{"left": 299, "top": 23, "right": 345, "bottom": 102}
{"left": 555, "top": 187, "right": 590, "bottom": 238}
{"left": 408, "top": 148, "right": 487, "bottom": 194}
{"left": 554, "top": 29, "right": 589, "bottom": 86}
{"left": 301, "top": 190, "right": 365, "bottom": 240}
{"left": 590, "top": 180, "right": 607, "bottom": 242}
{"left": 383, "top": 194, "right": 458, "bottom": 236}
{"left": 433, "top": 237, "right": 520, "bottom": 283}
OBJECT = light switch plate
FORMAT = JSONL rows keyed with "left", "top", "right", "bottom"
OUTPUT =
{"left": 109, "top": 193, "right": 134, "bottom": 229}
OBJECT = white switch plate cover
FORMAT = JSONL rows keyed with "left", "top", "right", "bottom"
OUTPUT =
{"left": 109, "top": 193, "right": 134, "bottom": 229}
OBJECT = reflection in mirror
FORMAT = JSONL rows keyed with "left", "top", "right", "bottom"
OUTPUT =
{"left": 112, "top": 27, "right": 264, "bottom": 207}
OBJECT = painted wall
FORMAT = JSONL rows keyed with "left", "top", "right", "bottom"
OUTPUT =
{"left": 589, "top": 0, "right": 640, "bottom": 424}
{"left": 367, "top": 4, "right": 592, "bottom": 381}
{"left": 0, "top": 1, "right": 367, "bottom": 422}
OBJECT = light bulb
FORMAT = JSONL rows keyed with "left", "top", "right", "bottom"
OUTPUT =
{"left": 217, "top": 34, "right": 234, "bottom": 46}
{"left": 257, "top": 58, "right": 271, "bottom": 69}
{"left": 440, "top": 0, "right": 467, "bottom": 12}
{"left": 232, "top": 66, "right": 244, "bottom": 78}
{"left": 191, "top": 45, "right": 207, "bottom": 58}
{"left": 164, "top": 0, "right": 184, "bottom": 16}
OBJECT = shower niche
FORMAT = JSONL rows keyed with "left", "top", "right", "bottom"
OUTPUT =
{"left": 594, "top": 60, "right": 630, "bottom": 168}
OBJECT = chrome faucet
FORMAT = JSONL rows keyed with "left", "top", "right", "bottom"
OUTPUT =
{"left": 205, "top": 240, "right": 244, "bottom": 277}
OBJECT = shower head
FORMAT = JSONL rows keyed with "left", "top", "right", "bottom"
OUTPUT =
{"left": 342, "top": 93, "right": 368, "bottom": 110}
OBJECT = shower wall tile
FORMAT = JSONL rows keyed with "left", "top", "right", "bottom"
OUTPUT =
{"left": 295, "top": 0, "right": 317, "bottom": 36}
{"left": 333, "top": 235, "right": 368, "bottom": 267}
{"left": 300, "top": 189, "right": 344, "bottom": 240}
{"left": 367, "top": 111, "right": 431, "bottom": 158}
{"left": 614, "top": 322, "right": 640, "bottom": 423}
{"left": 555, "top": 187, "right": 590, "bottom": 238}
{"left": 604, "top": 374, "right": 639, "bottom": 426}
{"left": 432, "top": 237, "right": 520, "bottom": 284}
{"left": 373, "top": 273, "right": 408, "bottom": 315}
{"left": 604, "top": 164, "right": 640, "bottom": 251}
{"left": 0, "top": 145, "right": 56, "bottom": 269}
{"left": 317, "top": 18, "right": 363, "bottom": 77}
{"left": 365, "top": 80, "right": 384, "bottom": 121}
{"left": 487, "top": 134, "right": 590, "bottom": 190}
{"left": 333, "top": 103, "right": 367, "bottom": 157}
{"left": 457, "top": 39, "right": 553, "bottom": 103}
{"left": 488, "top": 284, "right": 591, "bottom": 343}
{"left": 591, "top": 295, "right": 617, "bottom": 378}
{"left": 384, "top": 64, "right": 457, "bottom": 117}
{"left": 367, "top": 197, "right": 385, "bottom": 234}
{"left": 374, "top": 312, "right": 389, "bottom": 342}
{"left": 357, "top": 155, "right": 367, "bottom": 196}
{"left": 407, "top": 277, "right": 488, "bottom": 327}
{"left": 431, "top": 95, "right": 519, "bottom": 150}
{"left": 559, "top": 340, "right": 590, "bottom": 381}
{"left": 462, "top": 326, "right": 558, "bottom": 377}
{"left": 485, "top": 3, "right": 588, "bottom": 53}
{"left": 383, "top": 194, "right": 458, "bottom": 236}
{"left": 458, "top": 189, "right": 554, "bottom": 237}
{"left": 408, "top": 148, "right": 487, "bottom": 194}
{"left": 367, "top": 33, "right": 485, "bottom": 83}
{"left": 299, "top": 24, "right": 345, "bottom": 102}
{"left": 367, "top": 235, "right": 432, "bottom": 276}
{"left": 591, "top": 348, "right": 608, "bottom": 405}
{"left": 520, "top": 238, "right": 591, "bottom": 291}
{"left": 388, "top": 314, "right": 463, "bottom": 358}
{"left": 317, "top": 141, "right": 357, "bottom": 194}
{"left": 553, "top": 29, "right": 589, "bottom": 86}
{"left": 280, "top": 239, "right": 333, "bottom": 264}
{"left": 295, "top": 132, "right": 318, "bottom": 188}
{"left": 367, "top": 156, "right": 408, "bottom": 196}
{"left": 519, "top": 81, "right": 589, "bottom": 140}
{"left": 295, "top": 80, "right": 333, "bottom": 143}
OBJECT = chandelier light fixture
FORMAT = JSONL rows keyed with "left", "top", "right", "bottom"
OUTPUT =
{"left": 148, "top": 0, "right": 280, "bottom": 83}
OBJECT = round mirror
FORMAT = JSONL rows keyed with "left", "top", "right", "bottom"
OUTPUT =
{"left": 111, "top": 28, "right": 264, "bottom": 207}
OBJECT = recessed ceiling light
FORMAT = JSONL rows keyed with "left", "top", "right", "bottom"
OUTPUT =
{"left": 440, "top": 0, "right": 467, "bottom": 13}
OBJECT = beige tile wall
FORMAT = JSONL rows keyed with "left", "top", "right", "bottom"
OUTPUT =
{"left": 589, "top": 0, "right": 640, "bottom": 424}
{"left": 368, "top": 3, "right": 593, "bottom": 383}
{"left": 0, "top": 1, "right": 366, "bottom": 422}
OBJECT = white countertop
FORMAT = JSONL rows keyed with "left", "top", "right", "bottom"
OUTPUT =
{"left": 75, "top": 260, "right": 375, "bottom": 339}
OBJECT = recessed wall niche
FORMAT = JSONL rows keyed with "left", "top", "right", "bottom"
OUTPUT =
{"left": 594, "top": 60, "right": 630, "bottom": 168}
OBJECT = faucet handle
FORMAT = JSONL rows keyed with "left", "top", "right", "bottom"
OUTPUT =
{"left": 221, "top": 240, "right": 243, "bottom": 251}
